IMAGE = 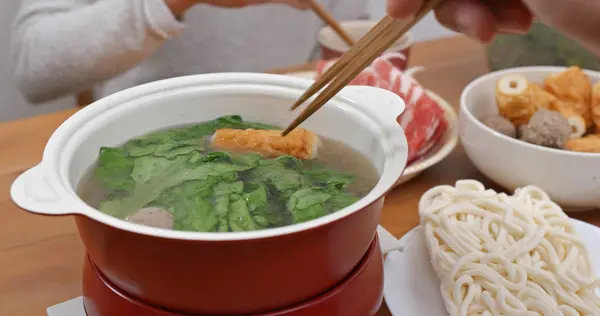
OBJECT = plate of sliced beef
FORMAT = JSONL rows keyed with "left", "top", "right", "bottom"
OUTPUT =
{"left": 286, "top": 53, "right": 458, "bottom": 186}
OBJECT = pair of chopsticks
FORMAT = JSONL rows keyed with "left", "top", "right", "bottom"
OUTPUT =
{"left": 283, "top": 0, "right": 442, "bottom": 136}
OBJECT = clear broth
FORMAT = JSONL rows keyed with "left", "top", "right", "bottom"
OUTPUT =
{"left": 78, "top": 123, "right": 379, "bottom": 231}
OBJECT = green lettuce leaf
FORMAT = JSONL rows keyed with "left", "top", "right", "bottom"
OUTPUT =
{"left": 124, "top": 130, "right": 203, "bottom": 158}
{"left": 302, "top": 167, "right": 355, "bottom": 192}
{"left": 100, "top": 156, "right": 250, "bottom": 218}
{"left": 172, "top": 197, "right": 218, "bottom": 232}
{"left": 153, "top": 177, "right": 220, "bottom": 232}
{"left": 232, "top": 153, "right": 262, "bottom": 167}
{"left": 243, "top": 182, "right": 288, "bottom": 228}
{"left": 212, "top": 181, "right": 259, "bottom": 232}
{"left": 286, "top": 188, "right": 332, "bottom": 223}
{"left": 95, "top": 147, "right": 135, "bottom": 191}
{"left": 249, "top": 159, "right": 305, "bottom": 193}
{"left": 326, "top": 193, "right": 359, "bottom": 210}
{"left": 228, "top": 194, "right": 258, "bottom": 232}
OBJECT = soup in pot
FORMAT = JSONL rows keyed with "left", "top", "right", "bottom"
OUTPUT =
{"left": 78, "top": 115, "right": 378, "bottom": 232}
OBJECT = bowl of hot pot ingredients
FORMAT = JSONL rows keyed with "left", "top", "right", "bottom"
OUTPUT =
{"left": 460, "top": 66, "right": 600, "bottom": 211}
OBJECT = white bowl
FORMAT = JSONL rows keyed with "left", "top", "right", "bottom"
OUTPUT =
{"left": 460, "top": 66, "right": 600, "bottom": 211}
{"left": 285, "top": 70, "right": 458, "bottom": 187}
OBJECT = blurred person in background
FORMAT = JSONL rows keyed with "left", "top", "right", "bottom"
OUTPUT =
{"left": 16, "top": 0, "right": 600, "bottom": 105}
{"left": 11, "top": 0, "right": 368, "bottom": 104}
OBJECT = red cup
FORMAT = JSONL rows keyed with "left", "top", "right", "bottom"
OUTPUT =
{"left": 319, "top": 20, "right": 414, "bottom": 70}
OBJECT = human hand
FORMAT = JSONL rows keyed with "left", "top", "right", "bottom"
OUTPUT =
{"left": 165, "top": 0, "right": 310, "bottom": 16}
{"left": 387, "top": 0, "right": 600, "bottom": 49}
{"left": 387, "top": 0, "right": 533, "bottom": 43}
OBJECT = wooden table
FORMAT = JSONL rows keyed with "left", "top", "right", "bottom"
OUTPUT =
{"left": 1, "top": 36, "right": 598, "bottom": 316}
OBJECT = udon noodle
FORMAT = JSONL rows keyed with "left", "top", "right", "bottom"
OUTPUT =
{"left": 419, "top": 180, "right": 600, "bottom": 316}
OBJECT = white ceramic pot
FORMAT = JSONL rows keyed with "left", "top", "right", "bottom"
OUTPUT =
{"left": 460, "top": 66, "right": 600, "bottom": 211}
{"left": 11, "top": 73, "right": 408, "bottom": 314}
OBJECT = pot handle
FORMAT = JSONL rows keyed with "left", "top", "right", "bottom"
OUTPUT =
{"left": 11, "top": 164, "right": 78, "bottom": 216}
{"left": 342, "top": 85, "right": 406, "bottom": 119}
{"left": 341, "top": 85, "right": 407, "bottom": 149}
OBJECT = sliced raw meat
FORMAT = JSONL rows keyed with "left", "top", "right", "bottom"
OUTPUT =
{"left": 316, "top": 52, "right": 448, "bottom": 164}
{"left": 401, "top": 94, "right": 448, "bottom": 163}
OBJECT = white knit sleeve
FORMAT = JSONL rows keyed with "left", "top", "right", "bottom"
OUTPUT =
{"left": 11, "top": 0, "right": 185, "bottom": 104}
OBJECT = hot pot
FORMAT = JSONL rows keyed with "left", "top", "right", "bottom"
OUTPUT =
{"left": 82, "top": 236, "right": 384, "bottom": 316}
{"left": 11, "top": 73, "right": 408, "bottom": 315}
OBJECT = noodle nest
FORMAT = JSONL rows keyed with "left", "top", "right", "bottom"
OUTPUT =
{"left": 419, "top": 180, "right": 600, "bottom": 316}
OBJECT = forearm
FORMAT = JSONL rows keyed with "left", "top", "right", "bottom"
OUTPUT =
{"left": 528, "top": 0, "right": 600, "bottom": 57}
{"left": 560, "top": 21, "right": 600, "bottom": 57}
{"left": 11, "top": 0, "right": 185, "bottom": 104}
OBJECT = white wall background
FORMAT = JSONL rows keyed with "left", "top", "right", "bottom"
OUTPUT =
{"left": 0, "top": 0, "right": 454, "bottom": 122}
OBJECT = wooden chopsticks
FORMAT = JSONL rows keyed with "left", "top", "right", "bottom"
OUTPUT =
{"left": 283, "top": 0, "right": 442, "bottom": 136}
{"left": 306, "top": 0, "right": 355, "bottom": 47}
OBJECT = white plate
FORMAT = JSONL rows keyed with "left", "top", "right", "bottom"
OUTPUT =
{"left": 382, "top": 219, "right": 600, "bottom": 316}
{"left": 47, "top": 297, "right": 84, "bottom": 316}
{"left": 285, "top": 70, "right": 459, "bottom": 187}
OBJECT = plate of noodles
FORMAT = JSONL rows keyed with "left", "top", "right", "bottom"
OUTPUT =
{"left": 383, "top": 180, "right": 600, "bottom": 316}
{"left": 284, "top": 67, "right": 458, "bottom": 187}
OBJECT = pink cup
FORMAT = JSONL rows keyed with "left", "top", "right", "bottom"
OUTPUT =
{"left": 318, "top": 20, "right": 414, "bottom": 70}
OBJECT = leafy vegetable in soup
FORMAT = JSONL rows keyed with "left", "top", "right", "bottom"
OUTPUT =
{"left": 81, "top": 116, "right": 378, "bottom": 232}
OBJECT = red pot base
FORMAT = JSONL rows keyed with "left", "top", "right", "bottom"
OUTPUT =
{"left": 83, "top": 235, "right": 383, "bottom": 316}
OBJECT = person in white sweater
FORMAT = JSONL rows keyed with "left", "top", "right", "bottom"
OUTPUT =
{"left": 14, "top": 0, "right": 600, "bottom": 105}
{"left": 11, "top": 0, "right": 369, "bottom": 104}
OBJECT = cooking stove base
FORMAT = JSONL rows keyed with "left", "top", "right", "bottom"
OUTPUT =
{"left": 48, "top": 233, "right": 385, "bottom": 316}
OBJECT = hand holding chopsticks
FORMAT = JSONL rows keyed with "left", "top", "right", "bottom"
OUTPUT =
{"left": 283, "top": 0, "right": 443, "bottom": 136}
